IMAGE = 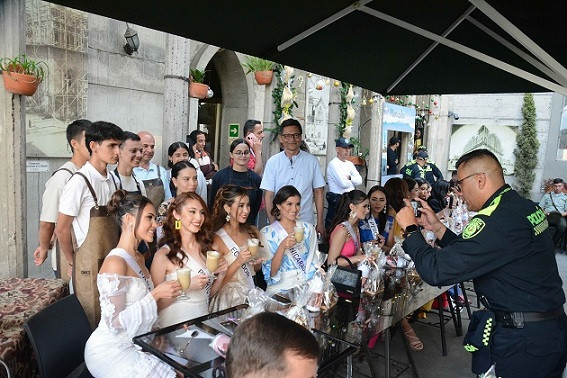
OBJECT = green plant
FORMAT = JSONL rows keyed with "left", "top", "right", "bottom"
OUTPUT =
{"left": 337, "top": 82, "right": 350, "bottom": 137}
{"left": 0, "top": 54, "right": 48, "bottom": 81}
{"left": 189, "top": 68, "right": 207, "bottom": 83}
{"left": 241, "top": 56, "right": 274, "bottom": 74}
{"left": 349, "top": 137, "right": 369, "bottom": 159}
{"left": 513, "top": 93, "right": 539, "bottom": 198}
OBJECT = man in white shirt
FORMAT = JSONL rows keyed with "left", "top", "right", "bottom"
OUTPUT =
{"left": 33, "top": 119, "right": 92, "bottom": 276}
{"left": 133, "top": 131, "right": 171, "bottom": 209}
{"left": 111, "top": 131, "right": 147, "bottom": 196}
{"left": 261, "top": 119, "right": 326, "bottom": 235}
{"left": 55, "top": 121, "right": 123, "bottom": 278}
{"left": 325, "top": 137, "right": 363, "bottom": 229}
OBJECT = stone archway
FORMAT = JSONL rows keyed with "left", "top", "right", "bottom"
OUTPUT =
{"left": 190, "top": 46, "right": 252, "bottom": 168}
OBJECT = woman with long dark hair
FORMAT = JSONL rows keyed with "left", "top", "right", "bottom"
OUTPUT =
{"left": 260, "top": 185, "right": 319, "bottom": 295}
{"left": 326, "top": 190, "right": 369, "bottom": 266}
{"left": 166, "top": 141, "right": 207, "bottom": 201}
{"left": 150, "top": 192, "right": 227, "bottom": 327}
{"left": 156, "top": 161, "right": 198, "bottom": 226}
{"left": 382, "top": 177, "right": 424, "bottom": 352}
{"left": 85, "top": 190, "right": 179, "bottom": 377}
{"left": 427, "top": 179, "right": 451, "bottom": 215}
{"left": 209, "top": 185, "right": 262, "bottom": 311}
{"left": 383, "top": 177, "right": 410, "bottom": 248}
{"left": 209, "top": 138, "right": 262, "bottom": 224}
{"left": 358, "top": 186, "right": 390, "bottom": 248}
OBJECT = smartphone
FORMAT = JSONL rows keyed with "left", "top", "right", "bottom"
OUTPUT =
{"left": 410, "top": 200, "right": 422, "bottom": 217}
{"left": 246, "top": 133, "right": 259, "bottom": 145}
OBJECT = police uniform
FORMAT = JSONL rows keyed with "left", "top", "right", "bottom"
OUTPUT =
{"left": 403, "top": 184, "right": 567, "bottom": 377}
{"left": 401, "top": 160, "right": 443, "bottom": 185}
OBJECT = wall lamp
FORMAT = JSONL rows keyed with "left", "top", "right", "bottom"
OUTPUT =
{"left": 123, "top": 24, "right": 139, "bottom": 55}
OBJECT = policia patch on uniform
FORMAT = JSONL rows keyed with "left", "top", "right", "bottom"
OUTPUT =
{"left": 462, "top": 218, "right": 486, "bottom": 239}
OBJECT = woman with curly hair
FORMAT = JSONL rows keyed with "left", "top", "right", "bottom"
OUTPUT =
{"left": 326, "top": 190, "right": 370, "bottom": 266}
{"left": 209, "top": 185, "right": 262, "bottom": 311}
{"left": 150, "top": 192, "right": 227, "bottom": 327}
{"left": 260, "top": 185, "right": 319, "bottom": 295}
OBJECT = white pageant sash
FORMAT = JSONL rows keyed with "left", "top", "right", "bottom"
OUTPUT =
{"left": 271, "top": 221, "right": 316, "bottom": 276}
{"left": 218, "top": 229, "right": 255, "bottom": 289}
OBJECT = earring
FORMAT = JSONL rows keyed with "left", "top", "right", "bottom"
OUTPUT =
{"left": 383, "top": 206, "right": 387, "bottom": 214}
{"left": 349, "top": 211, "right": 356, "bottom": 219}
{"left": 128, "top": 223, "right": 134, "bottom": 232}
{"left": 226, "top": 214, "right": 231, "bottom": 222}
{"left": 175, "top": 219, "right": 181, "bottom": 230}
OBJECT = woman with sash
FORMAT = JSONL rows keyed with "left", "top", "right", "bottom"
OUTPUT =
{"left": 260, "top": 185, "right": 319, "bottom": 296}
{"left": 209, "top": 185, "right": 261, "bottom": 311}
{"left": 150, "top": 192, "right": 227, "bottom": 327}
{"left": 326, "top": 190, "right": 371, "bottom": 266}
{"left": 85, "top": 190, "right": 179, "bottom": 377}
{"left": 359, "top": 186, "right": 390, "bottom": 252}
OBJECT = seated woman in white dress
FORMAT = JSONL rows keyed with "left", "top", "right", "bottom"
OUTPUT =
{"left": 151, "top": 192, "right": 227, "bottom": 327}
{"left": 260, "top": 185, "right": 319, "bottom": 296}
{"left": 84, "top": 190, "right": 181, "bottom": 377}
{"left": 209, "top": 185, "right": 262, "bottom": 312}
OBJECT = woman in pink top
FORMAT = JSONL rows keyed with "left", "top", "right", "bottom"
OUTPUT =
{"left": 326, "top": 190, "right": 369, "bottom": 266}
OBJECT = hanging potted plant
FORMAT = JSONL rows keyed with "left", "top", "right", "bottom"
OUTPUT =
{"left": 241, "top": 56, "right": 275, "bottom": 85}
{"left": 1, "top": 54, "right": 47, "bottom": 96}
{"left": 189, "top": 68, "right": 209, "bottom": 99}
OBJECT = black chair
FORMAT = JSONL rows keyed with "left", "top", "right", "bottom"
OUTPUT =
{"left": 24, "top": 294, "right": 93, "bottom": 378}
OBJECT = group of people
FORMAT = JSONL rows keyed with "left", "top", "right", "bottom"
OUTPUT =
{"left": 32, "top": 117, "right": 566, "bottom": 377}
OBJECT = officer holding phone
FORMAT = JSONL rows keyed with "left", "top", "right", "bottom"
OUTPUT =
{"left": 397, "top": 149, "right": 566, "bottom": 377}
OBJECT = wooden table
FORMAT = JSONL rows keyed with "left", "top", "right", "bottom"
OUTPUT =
{"left": 0, "top": 278, "right": 68, "bottom": 377}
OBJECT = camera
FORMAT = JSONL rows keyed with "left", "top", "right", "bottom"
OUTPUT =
{"left": 410, "top": 200, "right": 422, "bottom": 217}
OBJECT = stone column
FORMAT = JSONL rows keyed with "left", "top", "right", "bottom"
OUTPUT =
{"left": 162, "top": 34, "right": 191, "bottom": 163}
{"left": 0, "top": 0, "right": 27, "bottom": 278}
{"left": 366, "top": 95, "right": 384, "bottom": 191}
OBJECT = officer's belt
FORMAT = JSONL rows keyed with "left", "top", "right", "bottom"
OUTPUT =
{"left": 494, "top": 307, "right": 564, "bottom": 328}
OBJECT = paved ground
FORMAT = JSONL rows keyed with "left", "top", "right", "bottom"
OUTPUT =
{"left": 331, "top": 250, "right": 567, "bottom": 377}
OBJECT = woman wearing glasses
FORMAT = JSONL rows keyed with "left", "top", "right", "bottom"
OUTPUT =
{"left": 209, "top": 138, "right": 262, "bottom": 225}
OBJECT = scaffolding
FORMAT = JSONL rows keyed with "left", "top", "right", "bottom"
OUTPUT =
{"left": 25, "top": 0, "right": 87, "bottom": 122}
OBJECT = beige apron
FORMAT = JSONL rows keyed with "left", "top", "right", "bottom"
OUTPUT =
{"left": 141, "top": 165, "right": 165, "bottom": 210}
{"left": 72, "top": 172, "right": 119, "bottom": 330}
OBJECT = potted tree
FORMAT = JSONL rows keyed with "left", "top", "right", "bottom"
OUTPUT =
{"left": 1, "top": 54, "right": 47, "bottom": 96}
{"left": 189, "top": 68, "right": 209, "bottom": 99}
{"left": 241, "top": 56, "right": 275, "bottom": 85}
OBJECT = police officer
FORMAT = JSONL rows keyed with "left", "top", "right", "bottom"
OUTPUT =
{"left": 396, "top": 149, "right": 566, "bottom": 377}
{"left": 401, "top": 149, "right": 443, "bottom": 185}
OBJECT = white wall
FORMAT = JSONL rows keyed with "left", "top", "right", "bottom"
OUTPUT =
{"left": 444, "top": 93, "right": 556, "bottom": 200}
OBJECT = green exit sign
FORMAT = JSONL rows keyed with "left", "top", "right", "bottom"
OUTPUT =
{"left": 228, "top": 123, "right": 239, "bottom": 138}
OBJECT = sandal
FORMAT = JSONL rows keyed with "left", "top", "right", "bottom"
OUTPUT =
{"left": 404, "top": 329, "right": 424, "bottom": 351}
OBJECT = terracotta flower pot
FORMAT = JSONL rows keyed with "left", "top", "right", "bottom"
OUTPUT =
{"left": 189, "top": 82, "right": 209, "bottom": 99}
{"left": 2, "top": 71, "right": 40, "bottom": 96}
{"left": 254, "top": 70, "right": 273, "bottom": 85}
{"left": 346, "top": 156, "right": 366, "bottom": 166}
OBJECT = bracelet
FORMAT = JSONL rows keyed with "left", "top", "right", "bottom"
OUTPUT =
{"left": 68, "top": 263, "right": 73, "bottom": 267}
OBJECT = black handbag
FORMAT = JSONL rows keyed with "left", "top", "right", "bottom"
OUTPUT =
{"left": 330, "top": 256, "right": 362, "bottom": 299}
